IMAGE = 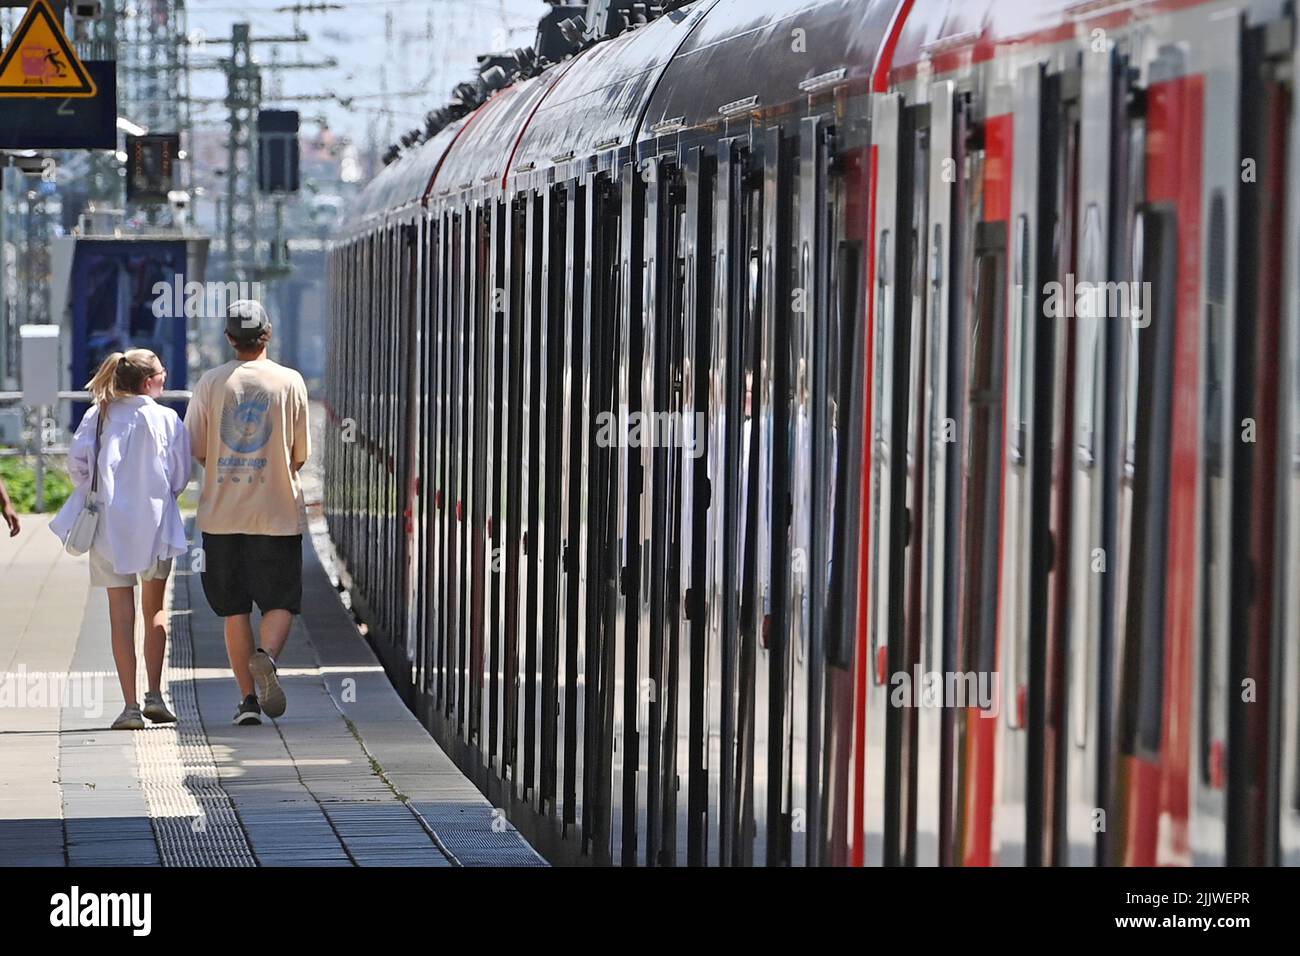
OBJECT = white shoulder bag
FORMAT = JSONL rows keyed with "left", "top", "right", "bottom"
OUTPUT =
{"left": 64, "top": 410, "right": 105, "bottom": 557}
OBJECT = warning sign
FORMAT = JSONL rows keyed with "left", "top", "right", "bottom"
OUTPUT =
{"left": 0, "top": 0, "right": 98, "bottom": 98}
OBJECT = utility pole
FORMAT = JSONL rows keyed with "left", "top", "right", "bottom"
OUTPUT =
{"left": 224, "top": 22, "right": 260, "bottom": 283}
{"left": 186, "top": 24, "right": 332, "bottom": 283}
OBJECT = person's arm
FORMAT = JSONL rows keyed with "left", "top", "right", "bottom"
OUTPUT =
{"left": 183, "top": 379, "right": 207, "bottom": 467}
{"left": 166, "top": 412, "right": 193, "bottom": 496}
{"left": 66, "top": 406, "right": 96, "bottom": 487}
{"left": 291, "top": 376, "right": 311, "bottom": 473}
{"left": 0, "top": 475, "right": 18, "bottom": 537}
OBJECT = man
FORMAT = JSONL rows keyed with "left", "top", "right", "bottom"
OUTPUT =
{"left": 0, "top": 475, "right": 19, "bottom": 536}
{"left": 185, "top": 300, "right": 310, "bottom": 726}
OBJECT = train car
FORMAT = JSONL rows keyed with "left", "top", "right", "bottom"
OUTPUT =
{"left": 326, "top": 0, "right": 1299, "bottom": 866}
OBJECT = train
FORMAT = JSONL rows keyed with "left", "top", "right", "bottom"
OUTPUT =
{"left": 325, "top": 0, "right": 1300, "bottom": 866}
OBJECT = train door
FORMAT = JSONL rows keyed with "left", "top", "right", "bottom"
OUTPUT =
{"left": 468, "top": 201, "right": 490, "bottom": 752}
{"left": 484, "top": 197, "right": 507, "bottom": 778}
{"left": 734, "top": 145, "right": 769, "bottom": 867}
{"left": 866, "top": 90, "right": 937, "bottom": 866}
{"left": 1281, "top": 14, "right": 1300, "bottom": 869}
{"left": 1062, "top": 43, "right": 1130, "bottom": 868}
{"left": 808, "top": 107, "right": 871, "bottom": 869}
{"left": 556, "top": 176, "right": 586, "bottom": 837}
{"left": 996, "top": 61, "right": 1073, "bottom": 866}
{"left": 677, "top": 145, "right": 714, "bottom": 866}
{"left": 704, "top": 138, "right": 739, "bottom": 867}
{"left": 793, "top": 115, "right": 840, "bottom": 867}
{"left": 417, "top": 216, "right": 436, "bottom": 705}
{"left": 865, "top": 92, "right": 903, "bottom": 866}
{"left": 430, "top": 211, "right": 450, "bottom": 717}
{"left": 450, "top": 211, "right": 465, "bottom": 733}
{"left": 580, "top": 169, "right": 621, "bottom": 861}
{"left": 756, "top": 128, "right": 790, "bottom": 866}
{"left": 500, "top": 193, "right": 524, "bottom": 793}
{"left": 609, "top": 160, "right": 646, "bottom": 864}
{"left": 1112, "top": 43, "right": 1202, "bottom": 866}
{"left": 1230, "top": 14, "right": 1290, "bottom": 866}
{"left": 951, "top": 99, "right": 1009, "bottom": 867}
{"left": 914, "top": 79, "right": 960, "bottom": 867}
{"left": 1187, "top": 24, "right": 1238, "bottom": 866}
{"left": 538, "top": 181, "right": 566, "bottom": 818}
{"left": 516, "top": 187, "right": 543, "bottom": 805}
{"left": 637, "top": 152, "right": 687, "bottom": 866}
{"left": 405, "top": 216, "right": 425, "bottom": 674}
{"left": 702, "top": 134, "right": 767, "bottom": 867}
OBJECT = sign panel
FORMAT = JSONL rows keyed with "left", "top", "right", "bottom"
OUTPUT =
{"left": 258, "top": 109, "right": 300, "bottom": 193}
{"left": 0, "top": 0, "right": 97, "bottom": 97}
{"left": 0, "top": 58, "right": 115, "bottom": 148}
{"left": 125, "top": 132, "right": 179, "bottom": 203}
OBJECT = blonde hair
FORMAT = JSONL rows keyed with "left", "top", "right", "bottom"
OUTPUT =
{"left": 86, "top": 348, "right": 161, "bottom": 414}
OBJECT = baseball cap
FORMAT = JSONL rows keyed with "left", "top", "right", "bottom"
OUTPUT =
{"left": 226, "top": 299, "right": 272, "bottom": 343}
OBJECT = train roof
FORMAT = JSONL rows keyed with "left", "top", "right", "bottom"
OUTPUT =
{"left": 889, "top": 0, "right": 1097, "bottom": 78}
{"left": 508, "top": 0, "right": 716, "bottom": 176}
{"left": 339, "top": 0, "right": 937, "bottom": 234}
{"left": 341, "top": 116, "right": 470, "bottom": 237}
{"left": 431, "top": 64, "right": 572, "bottom": 201}
{"left": 639, "top": 0, "right": 905, "bottom": 138}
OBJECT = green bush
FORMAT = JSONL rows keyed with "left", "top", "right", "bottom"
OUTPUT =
{"left": 0, "top": 456, "right": 75, "bottom": 513}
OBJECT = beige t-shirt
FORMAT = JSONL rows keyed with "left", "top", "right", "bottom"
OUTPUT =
{"left": 184, "top": 358, "right": 310, "bottom": 535}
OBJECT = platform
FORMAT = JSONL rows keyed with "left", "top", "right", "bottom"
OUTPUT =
{"left": 0, "top": 513, "right": 545, "bottom": 868}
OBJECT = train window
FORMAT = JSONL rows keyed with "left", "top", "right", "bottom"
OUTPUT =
{"left": 1200, "top": 191, "right": 1227, "bottom": 787}
{"left": 869, "top": 228, "right": 891, "bottom": 684}
{"left": 1009, "top": 213, "right": 1031, "bottom": 465}
{"left": 962, "top": 222, "right": 1006, "bottom": 683}
{"left": 739, "top": 189, "right": 763, "bottom": 639}
{"left": 1076, "top": 204, "right": 1104, "bottom": 470}
{"left": 827, "top": 238, "right": 863, "bottom": 669}
{"left": 1119, "top": 206, "right": 1176, "bottom": 759}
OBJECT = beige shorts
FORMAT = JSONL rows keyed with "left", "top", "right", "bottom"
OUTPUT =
{"left": 88, "top": 550, "right": 173, "bottom": 589}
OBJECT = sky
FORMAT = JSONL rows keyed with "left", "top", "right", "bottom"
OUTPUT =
{"left": 183, "top": 0, "right": 548, "bottom": 153}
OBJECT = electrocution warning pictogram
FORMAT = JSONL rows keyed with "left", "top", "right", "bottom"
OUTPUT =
{"left": 0, "top": 0, "right": 98, "bottom": 98}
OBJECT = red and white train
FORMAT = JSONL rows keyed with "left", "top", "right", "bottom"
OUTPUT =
{"left": 326, "top": 0, "right": 1300, "bottom": 865}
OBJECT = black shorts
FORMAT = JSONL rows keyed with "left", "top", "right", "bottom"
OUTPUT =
{"left": 200, "top": 533, "right": 303, "bottom": 617}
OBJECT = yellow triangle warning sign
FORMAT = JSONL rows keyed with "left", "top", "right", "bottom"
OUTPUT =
{"left": 0, "top": 0, "right": 97, "bottom": 98}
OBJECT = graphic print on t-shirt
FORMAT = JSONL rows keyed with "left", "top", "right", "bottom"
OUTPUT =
{"left": 217, "top": 386, "right": 273, "bottom": 484}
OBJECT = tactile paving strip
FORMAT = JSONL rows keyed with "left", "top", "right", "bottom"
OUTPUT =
{"left": 130, "top": 569, "right": 257, "bottom": 867}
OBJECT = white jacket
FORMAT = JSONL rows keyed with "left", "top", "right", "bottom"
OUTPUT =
{"left": 50, "top": 396, "right": 192, "bottom": 574}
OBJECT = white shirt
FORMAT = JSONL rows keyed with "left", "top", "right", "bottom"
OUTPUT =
{"left": 50, "top": 396, "right": 192, "bottom": 574}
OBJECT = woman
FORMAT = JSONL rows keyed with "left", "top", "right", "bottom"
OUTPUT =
{"left": 51, "top": 349, "right": 191, "bottom": 730}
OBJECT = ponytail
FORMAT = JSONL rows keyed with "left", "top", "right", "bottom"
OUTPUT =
{"left": 85, "top": 348, "right": 160, "bottom": 415}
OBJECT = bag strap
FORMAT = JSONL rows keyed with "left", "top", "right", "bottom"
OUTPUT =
{"left": 89, "top": 406, "right": 105, "bottom": 496}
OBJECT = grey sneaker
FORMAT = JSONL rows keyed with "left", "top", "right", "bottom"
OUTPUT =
{"left": 143, "top": 691, "right": 177, "bottom": 724}
{"left": 111, "top": 705, "right": 145, "bottom": 731}
{"left": 248, "top": 650, "right": 286, "bottom": 718}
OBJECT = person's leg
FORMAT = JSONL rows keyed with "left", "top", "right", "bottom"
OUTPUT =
{"left": 106, "top": 586, "right": 138, "bottom": 706}
{"left": 251, "top": 534, "right": 302, "bottom": 662}
{"left": 259, "top": 609, "right": 293, "bottom": 660}
{"left": 225, "top": 614, "right": 256, "bottom": 698}
{"left": 200, "top": 533, "right": 256, "bottom": 699}
{"left": 140, "top": 576, "right": 168, "bottom": 695}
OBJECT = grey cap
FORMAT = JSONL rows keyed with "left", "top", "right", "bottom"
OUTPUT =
{"left": 226, "top": 299, "right": 271, "bottom": 342}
